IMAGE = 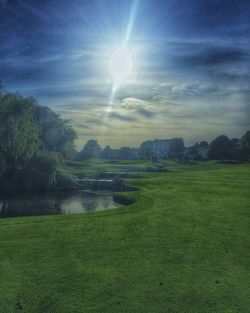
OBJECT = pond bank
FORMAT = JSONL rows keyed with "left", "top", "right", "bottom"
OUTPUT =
{"left": 113, "top": 194, "right": 136, "bottom": 206}
{"left": 0, "top": 190, "right": 123, "bottom": 218}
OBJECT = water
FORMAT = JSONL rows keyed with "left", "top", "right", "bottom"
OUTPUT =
{"left": 0, "top": 190, "right": 121, "bottom": 218}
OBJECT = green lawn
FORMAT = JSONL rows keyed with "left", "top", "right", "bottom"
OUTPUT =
{"left": 0, "top": 161, "right": 249, "bottom": 313}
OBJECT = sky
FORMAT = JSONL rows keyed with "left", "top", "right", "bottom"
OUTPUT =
{"left": 0, "top": 0, "right": 250, "bottom": 149}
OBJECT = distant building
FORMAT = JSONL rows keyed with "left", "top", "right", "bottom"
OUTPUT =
{"left": 152, "top": 139, "right": 171, "bottom": 159}
{"left": 139, "top": 139, "right": 171, "bottom": 159}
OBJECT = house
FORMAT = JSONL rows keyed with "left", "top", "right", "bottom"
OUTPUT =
{"left": 152, "top": 139, "right": 171, "bottom": 159}
{"left": 139, "top": 139, "right": 171, "bottom": 159}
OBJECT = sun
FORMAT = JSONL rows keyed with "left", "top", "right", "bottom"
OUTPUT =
{"left": 108, "top": 46, "right": 133, "bottom": 88}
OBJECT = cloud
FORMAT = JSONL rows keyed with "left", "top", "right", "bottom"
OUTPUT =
{"left": 119, "top": 97, "right": 156, "bottom": 119}
{"left": 136, "top": 107, "right": 155, "bottom": 118}
{"left": 155, "top": 82, "right": 218, "bottom": 99}
{"left": 121, "top": 97, "right": 149, "bottom": 109}
{"left": 107, "top": 112, "right": 137, "bottom": 122}
{"left": 175, "top": 45, "right": 249, "bottom": 68}
{"left": 153, "top": 81, "right": 250, "bottom": 102}
{"left": 160, "top": 40, "right": 250, "bottom": 87}
{"left": 75, "top": 123, "right": 91, "bottom": 129}
{"left": 211, "top": 67, "right": 250, "bottom": 83}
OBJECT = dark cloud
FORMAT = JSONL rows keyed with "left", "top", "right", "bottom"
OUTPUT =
{"left": 210, "top": 67, "right": 250, "bottom": 83}
{"left": 176, "top": 46, "right": 249, "bottom": 68}
{"left": 107, "top": 112, "right": 136, "bottom": 122}
{"left": 75, "top": 124, "right": 91, "bottom": 129}
{"left": 136, "top": 107, "right": 155, "bottom": 118}
{"left": 155, "top": 82, "right": 226, "bottom": 99}
{"left": 163, "top": 40, "right": 250, "bottom": 85}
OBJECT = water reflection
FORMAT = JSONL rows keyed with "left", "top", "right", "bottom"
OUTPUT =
{"left": 0, "top": 191, "right": 120, "bottom": 218}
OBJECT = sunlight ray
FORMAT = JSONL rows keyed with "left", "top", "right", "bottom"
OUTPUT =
{"left": 124, "top": 0, "right": 139, "bottom": 44}
{"left": 101, "top": 0, "right": 139, "bottom": 129}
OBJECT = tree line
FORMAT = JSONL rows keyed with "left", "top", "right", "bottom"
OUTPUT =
{"left": 76, "top": 132, "right": 250, "bottom": 162}
{"left": 208, "top": 134, "right": 250, "bottom": 161}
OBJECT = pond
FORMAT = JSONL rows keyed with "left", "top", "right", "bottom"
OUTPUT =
{"left": 0, "top": 190, "right": 122, "bottom": 218}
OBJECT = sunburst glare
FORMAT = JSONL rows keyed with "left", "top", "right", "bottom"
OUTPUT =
{"left": 108, "top": 46, "right": 133, "bottom": 90}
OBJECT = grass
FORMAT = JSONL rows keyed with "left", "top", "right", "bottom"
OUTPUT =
{"left": 0, "top": 161, "right": 249, "bottom": 313}
{"left": 61, "top": 159, "right": 160, "bottom": 177}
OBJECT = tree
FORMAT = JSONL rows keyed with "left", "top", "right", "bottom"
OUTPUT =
{"left": 102, "top": 145, "right": 112, "bottom": 159}
{"left": 22, "top": 152, "right": 58, "bottom": 191}
{"left": 119, "top": 147, "right": 131, "bottom": 159}
{"left": 169, "top": 138, "right": 185, "bottom": 158}
{"left": 139, "top": 141, "right": 153, "bottom": 159}
{"left": 0, "top": 152, "right": 6, "bottom": 178}
{"left": 208, "top": 135, "right": 231, "bottom": 160}
{"left": 240, "top": 130, "right": 250, "bottom": 159}
{"left": 185, "top": 143, "right": 199, "bottom": 159}
{"left": 76, "top": 140, "right": 101, "bottom": 160}
{"left": 200, "top": 141, "right": 209, "bottom": 149}
{"left": 0, "top": 93, "right": 41, "bottom": 166}
{"left": 229, "top": 138, "right": 243, "bottom": 161}
{"left": 0, "top": 88, "right": 77, "bottom": 192}
{"left": 35, "top": 106, "right": 77, "bottom": 159}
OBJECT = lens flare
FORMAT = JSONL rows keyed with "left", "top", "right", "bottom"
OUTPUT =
{"left": 109, "top": 46, "right": 133, "bottom": 87}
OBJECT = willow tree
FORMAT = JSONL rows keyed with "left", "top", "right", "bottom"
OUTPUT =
{"left": 34, "top": 105, "right": 77, "bottom": 160}
{"left": 0, "top": 86, "right": 77, "bottom": 192}
{"left": 0, "top": 93, "right": 41, "bottom": 167}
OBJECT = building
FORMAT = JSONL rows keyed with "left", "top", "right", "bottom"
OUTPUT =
{"left": 152, "top": 139, "right": 171, "bottom": 159}
{"left": 139, "top": 139, "right": 171, "bottom": 159}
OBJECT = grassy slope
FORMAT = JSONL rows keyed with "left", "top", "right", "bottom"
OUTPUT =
{"left": 0, "top": 161, "right": 249, "bottom": 313}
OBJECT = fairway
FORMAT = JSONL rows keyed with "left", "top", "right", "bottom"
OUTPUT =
{"left": 0, "top": 161, "right": 249, "bottom": 313}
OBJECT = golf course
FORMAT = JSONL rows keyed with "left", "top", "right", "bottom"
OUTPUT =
{"left": 0, "top": 160, "right": 249, "bottom": 313}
